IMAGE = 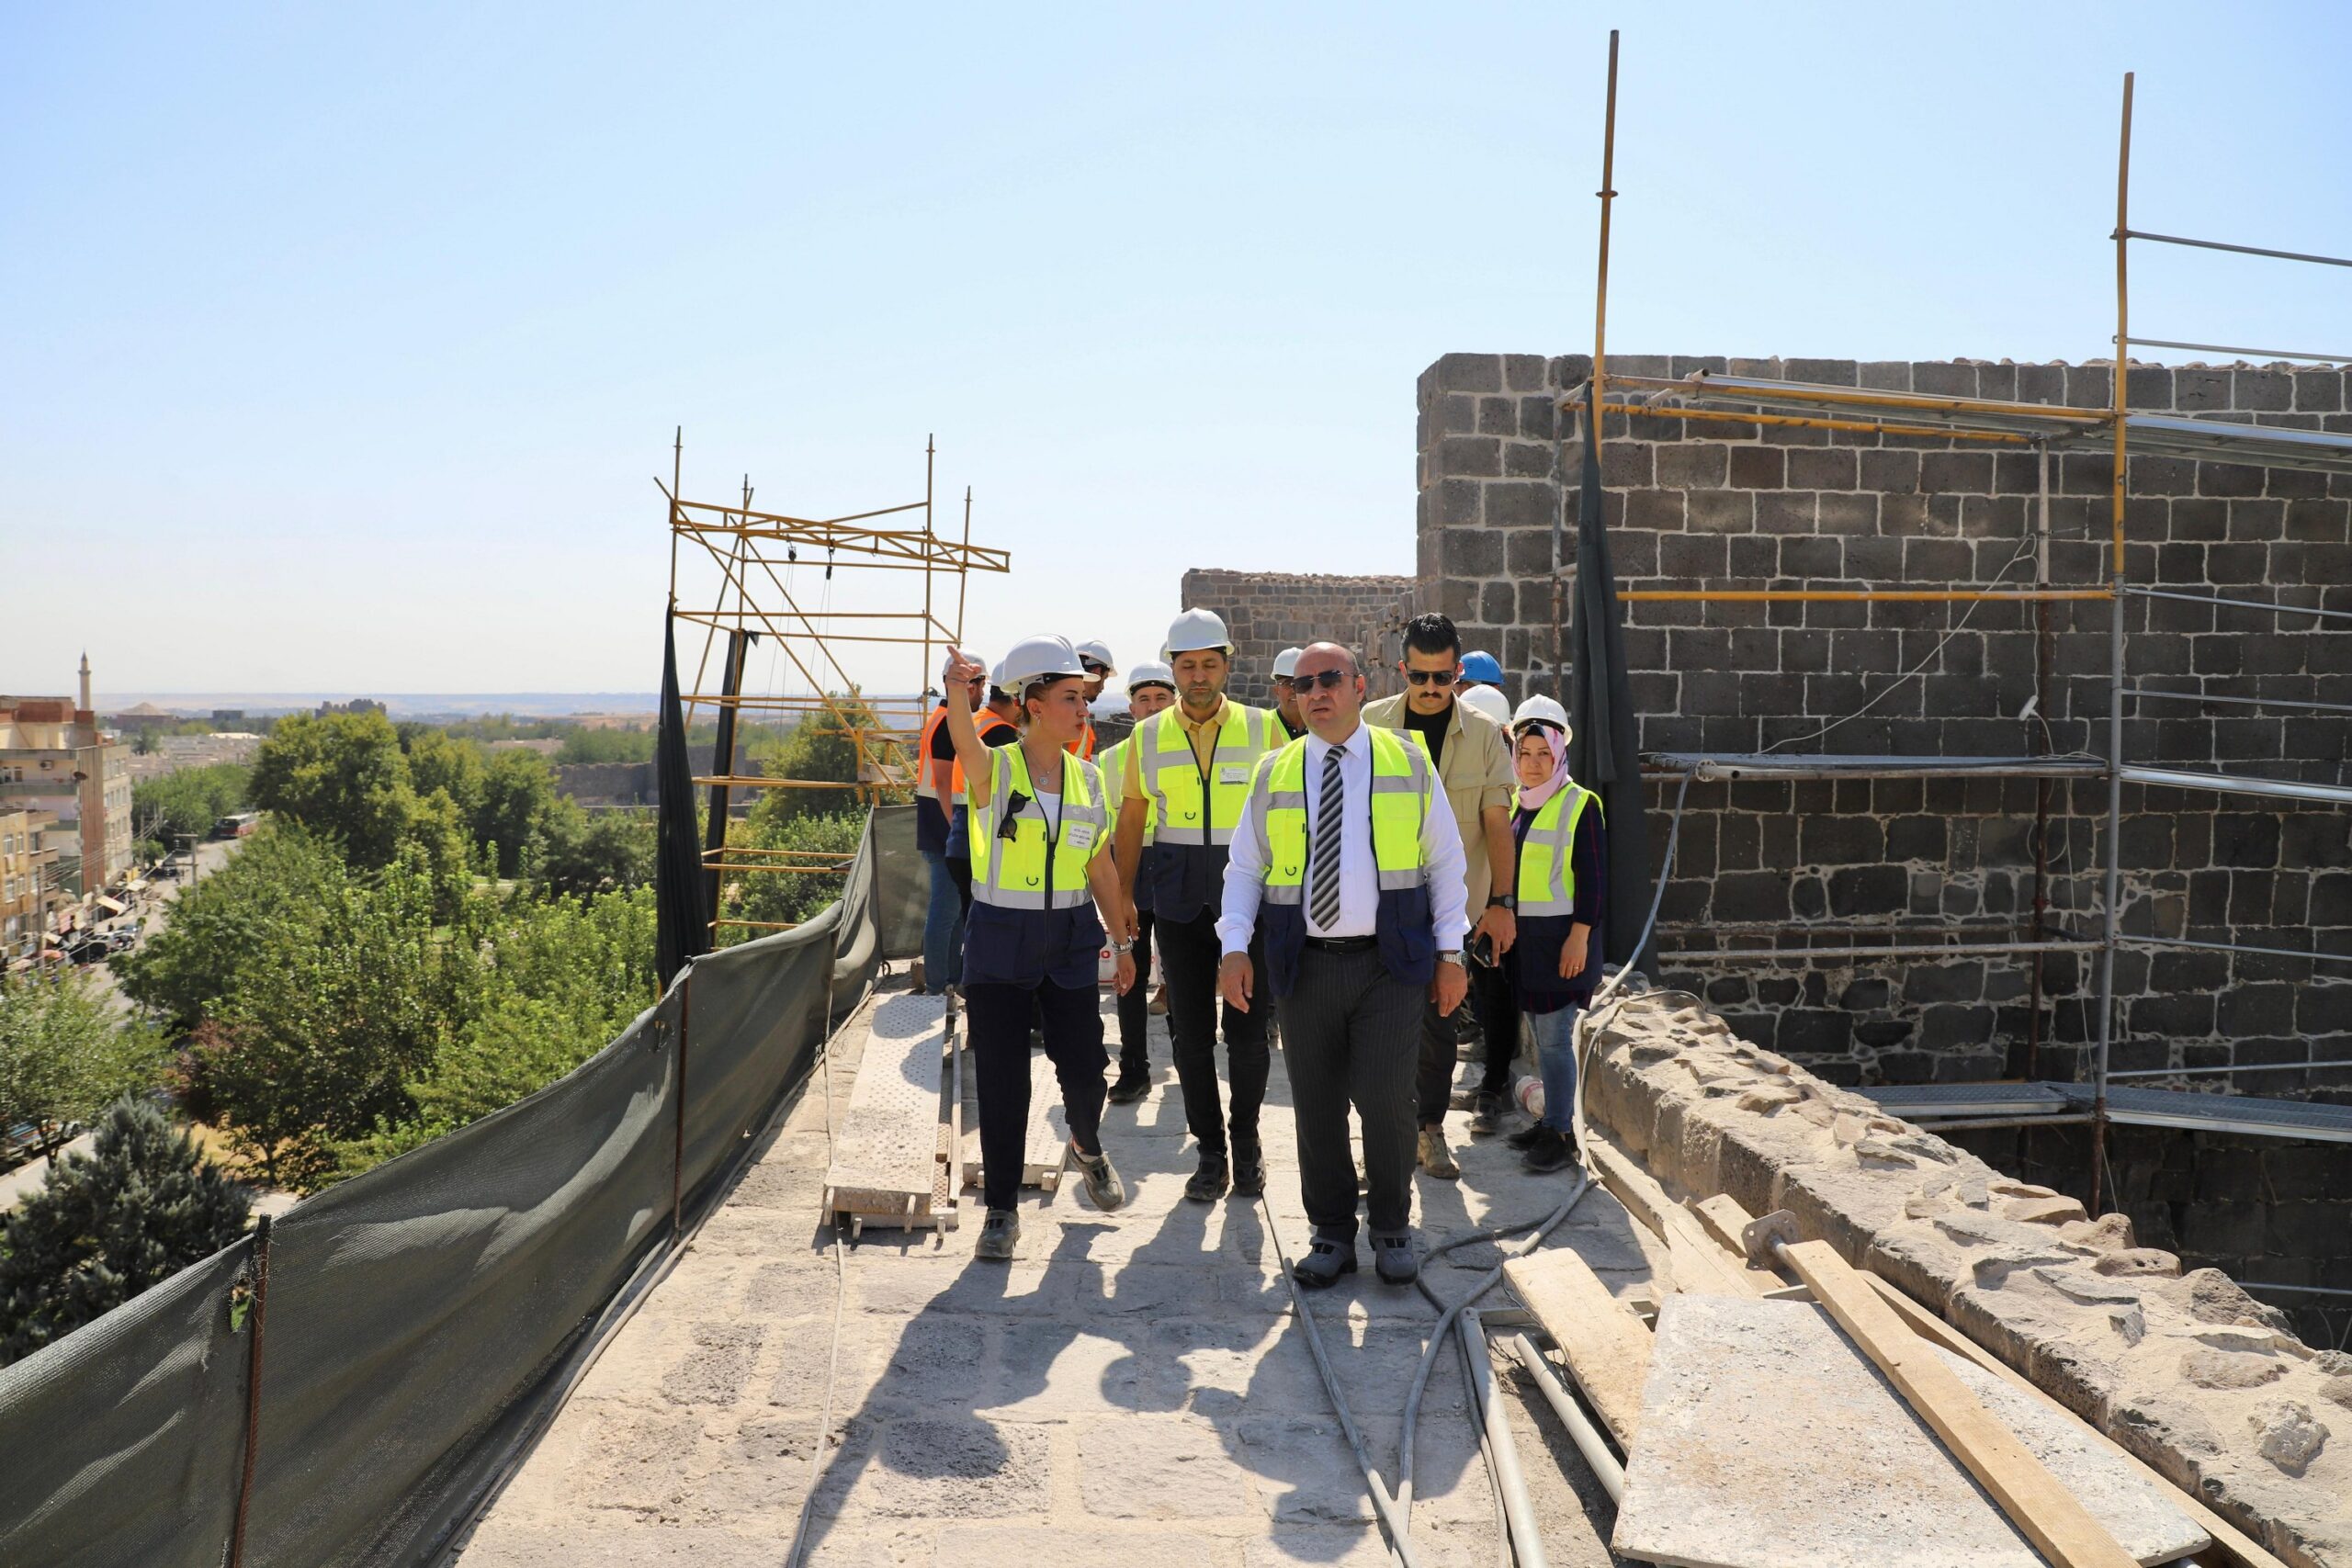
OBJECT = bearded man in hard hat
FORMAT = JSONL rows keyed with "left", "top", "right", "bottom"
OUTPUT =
{"left": 1216, "top": 641, "right": 1468, "bottom": 1287}
{"left": 1072, "top": 638, "right": 1115, "bottom": 760}
{"left": 1114, "top": 607, "right": 1284, "bottom": 1201}
{"left": 941, "top": 636, "right": 1137, "bottom": 1260}
{"left": 1363, "top": 613, "right": 1519, "bottom": 1180}
{"left": 1096, "top": 660, "right": 1176, "bottom": 1104}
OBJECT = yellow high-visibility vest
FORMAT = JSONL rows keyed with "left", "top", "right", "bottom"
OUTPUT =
{"left": 1514, "top": 784, "right": 1601, "bottom": 917}
{"left": 968, "top": 743, "right": 1109, "bottom": 910}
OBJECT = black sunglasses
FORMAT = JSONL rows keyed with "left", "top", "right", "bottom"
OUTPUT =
{"left": 1080, "top": 660, "right": 1110, "bottom": 675}
{"left": 1290, "top": 669, "right": 1349, "bottom": 692}
{"left": 1405, "top": 669, "right": 1457, "bottom": 687}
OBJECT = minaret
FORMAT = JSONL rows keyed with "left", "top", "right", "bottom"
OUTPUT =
{"left": 79, "top": 651, "right": 93, "bottom": 713}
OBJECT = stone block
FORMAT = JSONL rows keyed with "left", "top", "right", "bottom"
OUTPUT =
{"left": 1729, "top": 446, "right": 1785, "bottom": 489}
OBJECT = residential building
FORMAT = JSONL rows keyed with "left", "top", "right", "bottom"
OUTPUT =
{"left": 0, "top": 808, "right": 61, "bottom": 958}
{"left": 0, "top": 657, "right": 135, "bottom": 897}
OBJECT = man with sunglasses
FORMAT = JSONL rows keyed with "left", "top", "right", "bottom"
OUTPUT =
{"left": 1363, "top": 614, "right": 1518, "bottom": 1179}
{"left": 1072, "top": 638, "right": 1115, "bottom": 760}
{"left": 1270, "top": 646, "right": 1308, "bottom": 740}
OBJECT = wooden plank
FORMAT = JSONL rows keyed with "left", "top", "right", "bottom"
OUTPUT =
{"left": 1859, "top": 1274, "right": 2287, "bottom": 1568}
{"left": 1779, "top": 1238, "right": 2142, "bottom": 1568}
{"left": 1585, "top": 1136, "right": 1775, "bottom": 1298}
{"left": 1502, "top": 1247, "right": 1653, "bottom": 1447}
{"left": 1613, "top": 1294, "right": 2203, "bottom": 1568}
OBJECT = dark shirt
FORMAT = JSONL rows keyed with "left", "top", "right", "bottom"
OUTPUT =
{"left": 1278, "top": 711, "right": 1306, "bottom": 740}
{"left": 930, "top": 713, "right": 1021, "bottom": 854}
{"left": 1508, "top": 792, "right": 1605, "bottom": 1013}
{"left": 1403, "top": 703, "right": 1449, "bottom": 770}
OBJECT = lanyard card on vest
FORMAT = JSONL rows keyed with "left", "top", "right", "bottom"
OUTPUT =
{"left": 969, "top": 743, "right": 1107, "bottom": 910}
{"left": 1140, "top": 701, "right": 1275, "bottom": 849}
{"left": 1516, "top": 784, "right": 1601, "bottom": 917}
{"left": 1248, "top": 727, "right": 1438, "bottom": 997}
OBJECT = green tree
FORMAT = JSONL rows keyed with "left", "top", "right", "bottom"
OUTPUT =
{"left": 330, "top": 884, "right": 657, "bottom": 1177}
{"left": 115, "top": 825, "right": 350, "bottom": 1034}
{"left": 475, "top": 750, "right": 559, "bottom": 878}
{"left": 0, "top": 1098, "right": 251, "bottom": 1365}
{"left": 745, "top": 694, "right": 878, "bottom": 823}
{"left": 131, "top": 761, "right": 253, "bottom": 847}
{"left": 0, "top": 975, "right": 169, "bottom": 1154}
{"left": 718, "top": 808, "right": 863, "bottom": 944}
{"left": 533, "top": 799, "right": 654, "bottom": 897}
{"left": 195, "top": 856, "right": 461, "bottom": 1187}
{"left": 248, "top": 711, "right": 413, "bottom": 868}
{"left": 556, "top": 728, "right": 656, "bottom": 764}
{"left": 402, "top": 729, "right": 487, "bottom": 823}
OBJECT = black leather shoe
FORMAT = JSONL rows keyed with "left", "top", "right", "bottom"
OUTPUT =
{"left": 1505, "top": 1122, "right": 1544, "bottom": 1151}
{"left": 1185, "top": 1151, "right": 1230, "bottom": 1202}
{"left": 1371, "top": 1231, "right": 1419, "bottom": 1284}
{"left": 1292, "top": 1235, "right": 1358, "bottom": 1289}
{"left": 1105, "top": 1071, "right": 1151, "bottom": 1105}
{"left": 1229, "top": 1147, "right": 1265, "bottom": 1198}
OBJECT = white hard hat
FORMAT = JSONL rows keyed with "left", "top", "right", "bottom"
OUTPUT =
{"left": 1074, "top": 638, "right": 1115, "bottom": 674}
{"left": 1271, "top": 646, "right": 1304, "bottom": 681}
{"left": 998, "top": 634, "right": 1088, "bottom": 699}
{"left": 1125, "top": 659, "right": 1175, "bottom": 694}
{"left": 1511, "top": 694, "right": 1572, "bottom": 739}
{"left": 1460, "top": 684, "right": 1511, "bottom": 728}
{"left": 1162, "top": 607, "right": 1234, "bottom": 659}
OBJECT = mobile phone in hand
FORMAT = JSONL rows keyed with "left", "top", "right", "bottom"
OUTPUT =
{"left": 1469, "top": 931, "right": 1497, "bottom": 968}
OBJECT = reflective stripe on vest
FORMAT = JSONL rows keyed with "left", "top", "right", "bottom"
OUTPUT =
{"left": 1515, "top": 784, "right": 1600, "bottom": 917}
{"left": 1138, "top": 701, "right": 1279, "bottom": 849}
{"left": 915, "top": 705, "right": 950, "bottom": 803}
{"left": 1097, "top": 738, "right": 1154, "bottom": 847}
{"left": 968, "top": 744, "right": 1108, "bottom": 911}
{"left": 950, "top": 711, "right": 1018, "bottom": 800}
{"left": 1251, "top": 727, "right": 1432, "bottom": 908}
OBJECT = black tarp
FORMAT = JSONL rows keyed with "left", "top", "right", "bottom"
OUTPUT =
{"left": 1566, "top": 382, "right": 1657, "bottom": 976}
{"left": 656, "top": 604, "right": 711, "bottom": 987}
{"left": 702, "top": 629, "right": 753, "bottom": 915}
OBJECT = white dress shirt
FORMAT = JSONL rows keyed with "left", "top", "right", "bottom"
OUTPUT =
{"left": 1217, "top": 720, "right": 1469, "bottom": 957}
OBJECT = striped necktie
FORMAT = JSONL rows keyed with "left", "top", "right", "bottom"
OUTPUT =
{"left": 1310, "top": 745, "right": 1344, "bottom": 930}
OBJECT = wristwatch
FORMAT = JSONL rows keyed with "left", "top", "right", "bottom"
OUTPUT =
{"left": 1436, "top": 949, "right": 1464, "bottom": 966}
{"left": 1487, "top": 893, "right": 1515, "bottom": 911}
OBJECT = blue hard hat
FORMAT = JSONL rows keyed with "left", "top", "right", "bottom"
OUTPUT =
{"left": 1460, "top": 650, "right": 1504, "bottom": 686}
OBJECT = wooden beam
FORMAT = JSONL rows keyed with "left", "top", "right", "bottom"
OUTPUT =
{"left": 1585, "top": 1137, "right": 1778, "bottom": 1298}
{"left": 1859, "top": 1274, "right": 2283, "bottom": 1568}
{"left": 1779, "top": 1239, "right": 2142, "bottom": 1568}
{"left": 1501, "top": 1247, "right": 1652, "bottom": 1447}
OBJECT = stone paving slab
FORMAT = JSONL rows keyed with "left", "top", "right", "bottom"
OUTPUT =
{"left": 453, "top": 975, "right": 1651, "bottom": 1568}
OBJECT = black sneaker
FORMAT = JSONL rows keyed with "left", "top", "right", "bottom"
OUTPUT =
{"left": 1505, "top": 1121, "right": 1545, "bottom": 1151}
{"left": 1185, "top": 1151, "right": 1230, "bottom": 1202}
{"left": 1466, "top": 1089, "right": 1508, "bottom": 1135}
{"left": 975, "top": 1207, "right": 1020, "bottom": 1260}
{"left": 1073, "top": 1145, "right": 1126, "bottom": 1211}
{"left": 1371, "top": 1231, "right": 1419, "bottom": 1284}
{"left": 1292, "top": 1235, "right": 1357, "bottom": 1289}
{"left": 1230, "top": 1147, "right": 1265, "bottom": 1198}
{"left": 1521, "top": 1127, "right": 1579, "bottom": 1175}
{"left": 1105, "top": 1070, "right": 1151, "bottom": 1105}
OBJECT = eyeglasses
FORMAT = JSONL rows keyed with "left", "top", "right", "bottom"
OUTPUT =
{"left": 1290, "top": 668, "right": 1349, "bottom": 692}
{"left": 1405, "top": 669, "right": 1457, "bottom": 687}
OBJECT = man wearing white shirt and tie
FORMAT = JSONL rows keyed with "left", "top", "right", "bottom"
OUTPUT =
{"left": 1216, "top": 642, "right": 1470, "bottom": 1287}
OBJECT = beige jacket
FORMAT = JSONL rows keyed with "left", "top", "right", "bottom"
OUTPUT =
{"left": 1363, "top": 691, "right": 1514, "bottom": 911}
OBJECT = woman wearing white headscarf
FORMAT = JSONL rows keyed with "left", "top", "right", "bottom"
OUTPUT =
{"left": 1501, "top": 696, "right": 1605, "bottom": 1173}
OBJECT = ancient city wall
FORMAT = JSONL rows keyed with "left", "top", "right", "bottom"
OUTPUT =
{"left": 1178, "top": 569, "right": 1414, "bottom": 705}
{"left": 1416, "top": 351, "right": 2352, "bottom": 1098}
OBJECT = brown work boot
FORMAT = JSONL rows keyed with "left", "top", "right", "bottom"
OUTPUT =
{"left": 1417, "top": 1127, "right": 1460, "bottom": 1180}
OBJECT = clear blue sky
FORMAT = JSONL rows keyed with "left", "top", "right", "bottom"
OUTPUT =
{"left": 6, "top": 3, "right": 2346, "bottom": 701}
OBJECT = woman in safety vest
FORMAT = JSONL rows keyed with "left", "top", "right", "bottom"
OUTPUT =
{"left": 1501, "top": 694, "right": 1604, "bottom": 1175}
{"left": 941, "top": 637, "right": 1139, "bottom": 1259}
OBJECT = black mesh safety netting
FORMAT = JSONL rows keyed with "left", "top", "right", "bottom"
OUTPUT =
{"left": 0, "top": 804, "right": 926, "bottom": 1567}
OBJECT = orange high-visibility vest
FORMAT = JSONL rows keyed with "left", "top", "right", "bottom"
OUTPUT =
{"left": 950, "top": 710, "right": 1019, "bottom": 799}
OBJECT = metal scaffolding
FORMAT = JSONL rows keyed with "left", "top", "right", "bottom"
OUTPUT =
{"left": 663, "top": 433, "right": 1011, "bottom": 931}
{"left": 1565, "top": 51, "right": 2352, "bottom": 1210}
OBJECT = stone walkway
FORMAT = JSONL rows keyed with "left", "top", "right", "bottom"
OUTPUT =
{"left": 455, "top": 976, "right": 1667, "bottom": 1567}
